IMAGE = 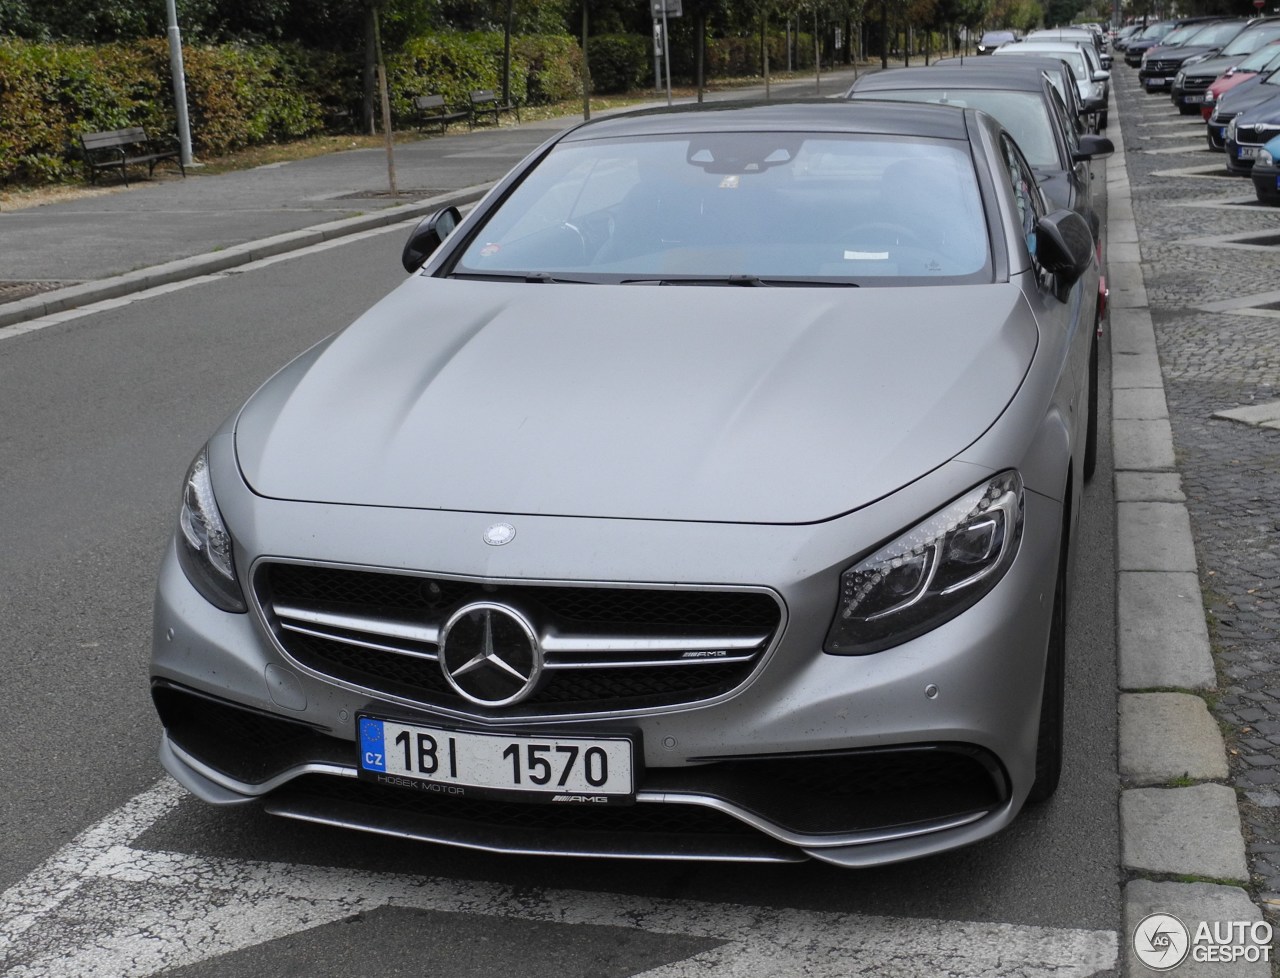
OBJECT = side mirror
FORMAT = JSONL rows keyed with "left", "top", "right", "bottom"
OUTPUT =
{"left": 1034, "top": 209, "right": 1094, "bottom": 285}
{"left": 1073, "top": 134, "right": 1115, "bottom": 161}
{"left": 402, "top": 206, "right": 461, "bottom": 273}
{"left": 1093, "top": 69, "right": 1111, "bottom": 81}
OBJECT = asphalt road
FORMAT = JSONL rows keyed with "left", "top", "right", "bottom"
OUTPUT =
{"left": 0, "top": 168, "right": 1120, "bottom": 977}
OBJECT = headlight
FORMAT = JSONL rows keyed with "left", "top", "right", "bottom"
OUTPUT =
{"left": 1205, "top": 90, "right": 1216, "bottom": 103}
{"left": 1140, "top": 53, "right": 1149, "bottom": 67}
{"left": 1182, "top": 54, "right": 1209, "bottom": 68}
{"left": 176, "top": 444, "right": 246, "bottom": 612}
{"left": 824, "top": 471, "right": 1025, "bottom": 655}
{"left": 1260, "top": 149, "right": 1275, "bottom": 166}
{"left": 1227, "top": 118, "right": 1238, "bottom": 142}
{"left": 1091, "top": 82, "right": 1105, "bottom": 99}
{"left": 1174, "top": 71, "right": 1185, "bottom": 85}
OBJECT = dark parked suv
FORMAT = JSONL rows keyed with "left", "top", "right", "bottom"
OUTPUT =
{"left": 1138, "top": 20, "right": 1245, "bottom": 100}
{"left": 1124, "top": 18, "right": 1219, "bottom": 67}
{"left": 1172, "top": 17, "right": 1280, "bottom": 112}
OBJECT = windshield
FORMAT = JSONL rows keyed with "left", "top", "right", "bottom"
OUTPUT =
{"left": 1181, "top": 22, "right": 1244, "bottom": 48}
{"left": 452, "top": 133, "right": 991, "bottom": 284}
{"left": 1162, "top": 24, "right": 1205, "bottom": 46}
{"left": 1223, "top": 23, "right": 1280, "bottom": 57}
{"left": 1237, "top": 41, "right": 1280, "bottom": 71}
{"left": 856, "top": 89, "right": 1059, "bottom": 168}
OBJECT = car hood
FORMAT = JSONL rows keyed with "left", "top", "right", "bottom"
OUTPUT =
{"left": 1221, "top": 78, "right": 1278, "bottom": 113}
{"left": 1237, "top": 89, "right": 1280, "bottom": 124}
{"left": 1186, "top": 54, "right": 1245, "bottom": 79}
{"left": 235, "top": 279, "right": 1036, "bottom": 524}
{"left": 1160, "top": 44, "right": 1220, "bottom": 61}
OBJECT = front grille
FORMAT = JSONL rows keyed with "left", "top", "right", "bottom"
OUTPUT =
{"left": 1149, "top": 59, "right": 1181, "bottom": 72}
{"left": 1182, "top": 76, "right": 1211, "bottom": 92}
{"left": 255, "top": 562, "right": 782, "bottom": 716}
{"left": 1237, "top": 126, "right": 1280, "bottom": 146}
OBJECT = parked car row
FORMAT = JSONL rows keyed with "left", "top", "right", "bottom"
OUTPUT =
{"left": 1120, "top": 15, "right": 1280, "bottom": 204}
{"left": 148, "top": 55, "right": 1111, "bottom": 867}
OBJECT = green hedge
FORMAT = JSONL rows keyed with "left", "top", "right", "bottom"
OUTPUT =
{"left": 587, "top": 34, "right": 650, "bottom": 93}
{"left": 389, "top": 32, "right": 582, "bottom": 120}
{"left": 0, "top": 37, "right": 326, "bottom": 182}
{"left": 0, "top": 32, "right": 580, "bottom": 185}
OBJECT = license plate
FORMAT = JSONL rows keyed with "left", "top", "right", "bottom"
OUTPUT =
{"left": 1146, "top": 78, "right": 1168, "bottom": 89}
{"left": 1238, "top": 146, "right": 1260, "bottom": 161}
{"left": 1184, "top": 95, "right": 1204, "bottom": 104}
{"left": 358, "top": 715, "right": 635, "bottom": 802}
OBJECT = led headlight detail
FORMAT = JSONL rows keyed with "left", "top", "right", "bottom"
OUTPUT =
{"left": 825, "top": 472, "right": 1024, "bottom": 655}
{"left": 176, "top": 445, "right": 247, "bottom": 613}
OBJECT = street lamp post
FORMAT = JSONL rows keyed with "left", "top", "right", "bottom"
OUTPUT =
{"left": 164, "top": 0, "right": 193, "bottom": 166}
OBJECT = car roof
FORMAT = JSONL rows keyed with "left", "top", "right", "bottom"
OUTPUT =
{"left": 557, "top": 99, "right": 974, "bottom": 142}
{"left": 851, "top": 65, "right": 1047, "bottom": 92}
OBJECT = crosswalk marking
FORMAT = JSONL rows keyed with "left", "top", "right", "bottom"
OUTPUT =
{"left": 0, "top": 780, "right": 1119, "bottom": 977}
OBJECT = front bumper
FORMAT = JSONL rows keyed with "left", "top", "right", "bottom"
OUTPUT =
{"left": 1251, "top": 161, "right": 1280, "bottom": 202}
{"left": 1225, "top": 138, "right": 1261, "bottom": 174}
{"left": 151, "top": 465, "right": 1064, "bottom": 867}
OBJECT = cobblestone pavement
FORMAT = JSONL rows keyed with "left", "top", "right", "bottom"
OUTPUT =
{"left": 1114, "top": 65, "right": 1280, "bottom": 915}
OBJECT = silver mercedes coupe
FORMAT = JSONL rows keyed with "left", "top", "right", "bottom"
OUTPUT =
{"left": 151, "top": 100, "right": 1101, "bottom": 867}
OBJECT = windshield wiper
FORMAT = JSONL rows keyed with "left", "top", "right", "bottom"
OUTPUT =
{"left": 448, "top": 272, "right": 596, "bottom": 284}
{"left": 621, "top": 276, "right": 859, "bottom": 288}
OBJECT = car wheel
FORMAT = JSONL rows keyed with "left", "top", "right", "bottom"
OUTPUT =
{"left": 1097, "top": 110, "right": 1108, "bottom": 129}
{"left": 1027, "top": 527, "right": 1067, "bottom": 805}
{"left": 1083, "top": 333, "right": 1098, "bottom": 481}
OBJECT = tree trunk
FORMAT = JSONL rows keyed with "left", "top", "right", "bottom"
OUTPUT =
{"left": 362, "top": 4, "right": 376, "bottom": 136}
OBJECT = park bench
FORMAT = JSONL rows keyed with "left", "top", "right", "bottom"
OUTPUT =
{"left": 468, "top": 89, "right": 520, "bottom": 128}
{"left": 79, "top": 127, "right": 184, "bottom": 187}
{"left": 413, "top": 94, "right": 470, "bottom": 134}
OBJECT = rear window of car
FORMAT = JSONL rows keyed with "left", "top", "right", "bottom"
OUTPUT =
{"left": 998, "top": 44, "right": 1090, "bottom": 80}
{"left": 981, "top": 31, "right": 1017, "bottom": 46}
{"left": 451, "top": 133, "right": 992, "bottom": 285}
{"left": 858, "top": 89, "right": 1059, "bottom": 168}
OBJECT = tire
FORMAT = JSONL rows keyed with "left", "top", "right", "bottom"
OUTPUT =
{"left": 1027, "top": 529, "right": 1067, "bottom": 805}
{"left": 1098, "top": 110, "right": 1108, "bottom": 129}
{"left": 1083, "top": 333, "right": 1099, "bottom": 481}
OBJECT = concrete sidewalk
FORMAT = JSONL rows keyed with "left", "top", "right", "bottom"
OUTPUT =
{"left": 0, "top": 69, "right": 863, "bottom": 330}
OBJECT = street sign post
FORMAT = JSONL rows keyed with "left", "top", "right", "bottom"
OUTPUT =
{"left": 650, "top": 0, "right": 680, "bottom": 107}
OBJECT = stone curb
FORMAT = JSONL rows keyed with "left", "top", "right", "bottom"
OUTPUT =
{"left": 0, "top": 184, "right": 493, "bottom": 331}
{"left": 1108, "top": 86, "right": 1262, "bottom": 974}
{"left": 1124, "top": 881, "right": 1271, "bottom": 977}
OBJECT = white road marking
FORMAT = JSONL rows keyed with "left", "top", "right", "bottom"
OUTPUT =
{"left": 0, "top": 780, "right": 1118, "bottom": 977}
{"left": 0, "top": 221, "right": 418, "bottom": 343}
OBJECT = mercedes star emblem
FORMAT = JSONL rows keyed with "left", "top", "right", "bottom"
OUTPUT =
{"left": 483, "top": 522, "right": 516, "bottom": 546}
{"left": 438, "top": 602, "right": 542, "bottom": 707}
